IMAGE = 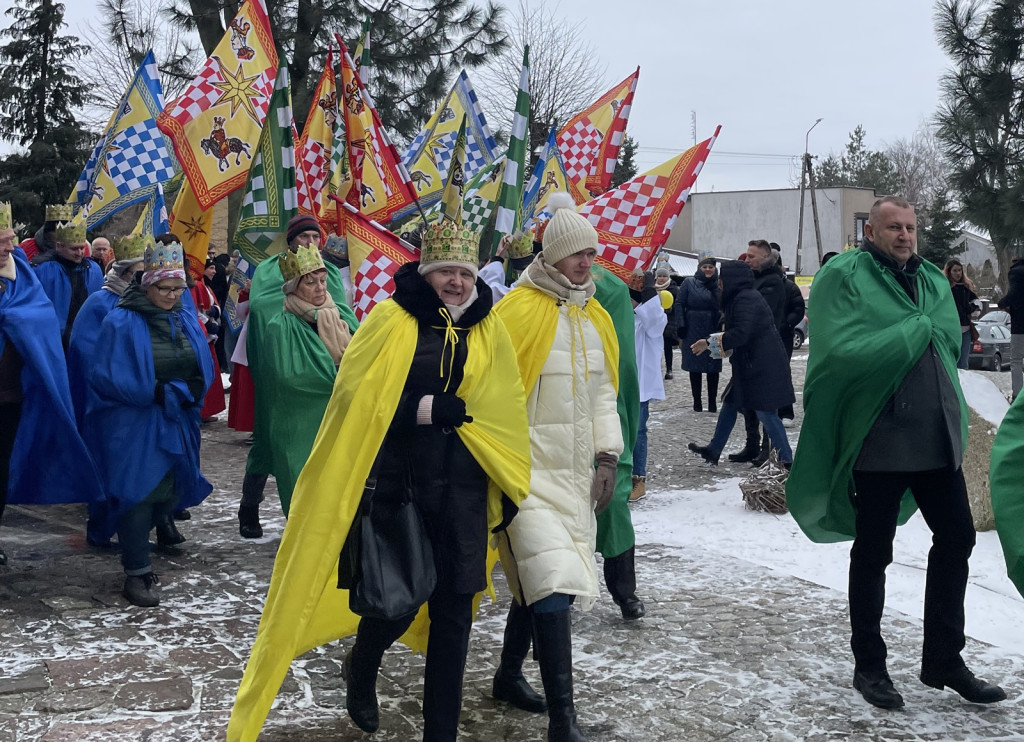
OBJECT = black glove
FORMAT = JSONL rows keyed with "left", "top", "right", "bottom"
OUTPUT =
{"left": 640, "top": 271, "right": 657, "bottom": 304}
{"left": 431, "top": 393, "right": 473, "bottom": 428}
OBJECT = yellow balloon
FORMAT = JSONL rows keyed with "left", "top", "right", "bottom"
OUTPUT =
{"left": 659, "top": 289, "right": 674, "bottom": 310}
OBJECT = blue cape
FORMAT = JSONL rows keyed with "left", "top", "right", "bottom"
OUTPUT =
{"left": 33, "top": 257, "right": 103, "bottom": 335}
{"left": 0, "top": 251, "right": 104, "bottom": 505}
{"left": 67, "top": 288, "right": 120, "bottom": 426}
{"left": 84, "top": 298, "right": 214, "bottom": 538}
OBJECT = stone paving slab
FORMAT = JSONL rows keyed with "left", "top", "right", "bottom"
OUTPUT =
{"left": 0, "top": 350, "right": 1022, "bottom": 740}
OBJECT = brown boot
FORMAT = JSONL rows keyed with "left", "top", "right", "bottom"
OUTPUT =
{"left": 629, "top": 475, "right": 646, "bottom": 502}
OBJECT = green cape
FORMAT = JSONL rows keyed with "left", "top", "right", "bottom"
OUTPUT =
{"left": 988, "top": 395, "right": 1024, "bottom": 598}
{"left": 786, "top": 250, "right": 967, "bottom": 543}
{"left": 592, "top": 265, "right": 639, "bottom": 558}
{"left": 244, "top": 256, "right": 358, "bottom": 514}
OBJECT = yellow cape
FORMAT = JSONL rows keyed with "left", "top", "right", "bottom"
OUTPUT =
{"left": 495, "top": 284, "right": 619, "bottom": 396}
{"left": 228, "top": 299, "right": 531, "bottom": 742}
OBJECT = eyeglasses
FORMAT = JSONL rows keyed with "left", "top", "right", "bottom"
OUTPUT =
{"left": 152, "top": 285, "right": 187, "bottom": 297}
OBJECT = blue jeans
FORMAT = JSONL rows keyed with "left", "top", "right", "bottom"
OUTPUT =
{"left": 533, "top": 592, "right": 574, "bottom": 614}
{"left": 117, "top": 470, "right": 176, "bottom": 575}
{"left": 632, "top": 401, "right": 650, "bottom": 478}
{"left": 958, "top": 329, "right": 970, "bottom": 370}
{"left": 709, "top": 401, "right": 793, "bottom": 463}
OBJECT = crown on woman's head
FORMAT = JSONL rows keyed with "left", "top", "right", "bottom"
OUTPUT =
{"left": 507, "top": 228, "right": 535, "bottom": 260}
{"left": 279, "top": 244, "right": 325, "bottom": 282}
{"left": 144, "top": 240, "right": 185, "bottom": 273}
{"left": 421, "top": 222, "right": 479, "bottom": 266}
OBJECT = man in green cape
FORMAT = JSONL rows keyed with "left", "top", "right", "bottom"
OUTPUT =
{"left": 787, "top": 196, "right": 1005, "bottom": 710}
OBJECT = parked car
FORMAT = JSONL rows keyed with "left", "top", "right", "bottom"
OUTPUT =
{"left": 979, "top": 309, "right": 1012, "bottom": 328}
{"left": 792, "top": 315, "right": 808, "bottom": 349}
{"left": 969, "top": 322, "right": 1011, "bottom": 371}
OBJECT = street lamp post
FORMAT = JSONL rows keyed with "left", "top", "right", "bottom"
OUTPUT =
{"left": 796, "top": 118, "right": 822, "bottom": 276}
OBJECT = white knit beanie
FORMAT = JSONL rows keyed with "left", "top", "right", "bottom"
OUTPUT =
{"left": 541, "top": 192, "right": 597, "bottom": 265}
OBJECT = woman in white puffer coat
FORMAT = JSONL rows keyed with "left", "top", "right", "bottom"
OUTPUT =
{"left": 493, "top": 193, "right": 623, "bottom": 742}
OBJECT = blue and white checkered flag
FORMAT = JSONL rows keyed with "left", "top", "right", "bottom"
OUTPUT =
{"left": 107, "top": 121, "right": 177, "bottom": 195}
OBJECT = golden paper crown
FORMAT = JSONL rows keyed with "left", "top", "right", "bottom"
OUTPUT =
{"left": 143, "top": 241, "right": 185, "bottom": 273}
{"left": 508, "top": 228, "right": 535, "bottom": 260}
{"left": 46, "top": 204, "right": 74, "bottom": 222}
{"left": 0, "top": 202, "right": 11, "bottom": 231}
{"left": 279, "top": 244, "right": 325, "bottom": 282}
{"left": 54, "top": 219, "right": 87, "bottom": 245}
{"left": 113, "top": 233, "right": 152, "bottom": 261}
{"left": 421, "top": 222, "right": 479, "bottom": 267}
{"left": 534, "top": 217, "right": 550, "bottom": 244}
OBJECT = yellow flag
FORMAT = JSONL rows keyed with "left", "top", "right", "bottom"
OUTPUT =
{"left": 168, "top": 179, "right": 215, "bottom": 279}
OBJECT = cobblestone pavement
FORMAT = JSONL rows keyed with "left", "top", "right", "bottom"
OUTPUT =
{"left": 1, "top": 347, "right": 1023, "bottom": 741}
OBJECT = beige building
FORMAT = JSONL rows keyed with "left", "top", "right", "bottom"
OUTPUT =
{"left": 665, "top": 186, "right": 878, "bottom": 275}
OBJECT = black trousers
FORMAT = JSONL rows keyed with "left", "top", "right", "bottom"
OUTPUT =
{"left": 849, "top": 467, "right": 976, "bottom": 674}
{"left": 663, "top": 336, "right": 675, "bottom": 372}
{"left": 353, "top": 586, "right": 475, "bottom": 742}
{"left": 0, "top": 401, "right": 22, "bottom": 525}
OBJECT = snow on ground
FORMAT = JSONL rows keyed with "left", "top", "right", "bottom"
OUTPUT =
{"left": 633, "top": 476, "right": 1024, "bottom": 661}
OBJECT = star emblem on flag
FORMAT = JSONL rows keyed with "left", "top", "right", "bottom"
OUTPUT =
{"left": 180, "top": 215, "right": 209, "bottom": 240}
{"left": 211, "top": 56, "right": 264, "bottom": 123}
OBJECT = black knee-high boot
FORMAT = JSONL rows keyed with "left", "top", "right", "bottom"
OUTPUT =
{"left": 689, "top": 372, "right": 702, "bottom": 411}
{"left": 344, "top": 614, "right": 414, "bottom": 733}
{"left": 493, "top": 599, "right": 547, "bottom": 712}
{"left": 534, "top": 610, "right": 589, "bottom": 742}
{"left": 603, "top": 546, "right": 645, "bottom": 620}
{"left": 728, "top": 409, "right": 760, "bottom": 462}
{"left": 706, "top": 372, "right": 719, "bottom": 413}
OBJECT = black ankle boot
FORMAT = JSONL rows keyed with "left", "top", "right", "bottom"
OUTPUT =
{"left": 692, "top": 398, "right": 702, "bottom": 412}
{"left": 728, "top": 441, "right": 759, "bottom": 463}
{"left": 687, "top": 442, "right": 719, "bottom": 465}
{"left": 603, "top": 547, "right": 645, "bottom": 620}
{"left": 238, "top": 504, "right": 263, "bottom": 539}
{"left": 494, "top": 600, "right": 547, "bottom": 712}
{"left": 533, "top": 610, "right": 590, "bottom": 742}
{"left": 155, "top": 518, "right": 186, "bottom": 547}
{"left": 343, "top": 646, "right": 380, "bottom": 733}
{"left": 750, "top": 434, "right": 771, "bottom": 467}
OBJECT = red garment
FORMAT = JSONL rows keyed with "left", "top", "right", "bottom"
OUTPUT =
{"left": 227, "top": 362, "right": 255, "bottom": 431}
{"left": 20, "top": 237, "right": 39, "bottom": 262}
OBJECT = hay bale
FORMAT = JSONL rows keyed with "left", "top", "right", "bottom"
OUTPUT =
{"left": 963, "top": 405, "right": 997, "bottom": 532}
{"left": 740, "top": 451, "right": 789, "bottom": 514}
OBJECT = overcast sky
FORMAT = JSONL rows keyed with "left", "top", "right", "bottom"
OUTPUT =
{"left": 47, "top": 0, "right": 951, "bottom": 194}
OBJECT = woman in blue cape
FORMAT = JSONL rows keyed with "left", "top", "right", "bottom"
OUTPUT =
{"left": 0, "top": 218, "right": 103, "bottom": 566}
{"left": 84, "top": 235, "right": 213, "bottom": 607}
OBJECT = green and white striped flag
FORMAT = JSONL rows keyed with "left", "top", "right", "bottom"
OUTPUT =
{"left": 233, "top": 65, "right": 300, "bottom": 266}
{"left": 490, "top": 45, "right": 530, "bottom": 253}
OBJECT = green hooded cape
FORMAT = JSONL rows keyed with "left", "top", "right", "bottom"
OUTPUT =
{"left": 244, "top": 255, "right": 359, "bottom": 514}
{"left": 988, "top": 395, "right": 1024, "bottom": 598}
{"left": 592, "top": 265, "right": 639, "bottom": 558}
{"left": 786, "top": 249, "right": 967, "bottom": 543}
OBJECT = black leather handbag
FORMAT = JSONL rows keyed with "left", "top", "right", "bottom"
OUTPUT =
{"left": 338, "top": 459, "right": 437, "bottom": 621}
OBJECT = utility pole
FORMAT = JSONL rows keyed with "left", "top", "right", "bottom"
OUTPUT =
{"left": 690, "top": 111, "right": 697, "bottom": 146}
{"left": 796, "top": 118, "right": 822, "bottom": 276}
{"left": 807, "top": 154, "right": 825, "bottom": 266}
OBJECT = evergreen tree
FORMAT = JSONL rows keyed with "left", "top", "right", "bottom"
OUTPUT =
{"left": 919, "top": 191, "right": 964, "bottom": 268}
{"left": 935, "top": 0, "right": 1024, "bottom": 290}
{"left": 0, "top": 0, "right": 90, "bottom": 145}
{"left": 0, "top": 0, "right": 93, "bottom": 231}
{"left": 816, "top": 125, "right": 901, "bottom": 195}
{"left": 168, "top": 0, "right": 508, "bottom": 143}
{"left": 610, "top": 133, "right": 638, "bottom": 188}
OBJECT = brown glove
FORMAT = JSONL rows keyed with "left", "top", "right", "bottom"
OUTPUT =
{"left": 591, "top": 452, "right": 618, "bottom": 514}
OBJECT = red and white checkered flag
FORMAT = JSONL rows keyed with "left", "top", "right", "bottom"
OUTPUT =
{"left": 582, "top": 126, "right": 720, "bottom": 282}
{"left": 340, "top": 200, "right": 419, "bottom": 321}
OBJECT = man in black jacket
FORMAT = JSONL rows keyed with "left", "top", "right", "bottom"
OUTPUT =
{"left": 997, "top": 256, "right": 1024, "bottom": 400}
{"left": 730, "top": 239, "right": 789, "bottom": 464}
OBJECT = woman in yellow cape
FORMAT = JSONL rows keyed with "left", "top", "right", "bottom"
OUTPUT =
{"left": 228, "top": 246, "right": 531, "bottom": 741}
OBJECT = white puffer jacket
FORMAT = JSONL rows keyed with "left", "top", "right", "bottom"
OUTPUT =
{"left": 504, "top": 262, "right": 623, "bottom": 611}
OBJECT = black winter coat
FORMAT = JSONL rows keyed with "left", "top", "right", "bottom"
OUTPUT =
{"left": 719, "top": 261, "right": 795, "bottom": 412}
{"left": 779, "top": 278, "right": 806, "bottom": 346}
{"left": 676, "top": 272, "right": 722, "bottom": 374}
{"left": 373, "top": 263, "right": 499, "bottom": 595}
{"left": 752, "top": 265, "right": 787, "bottom": 334}
{"left": 661, "top": 282, "right": 679, "bottom": 341}
{"left": 998, "top": 260, "right": 1024, "bottom": 335}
